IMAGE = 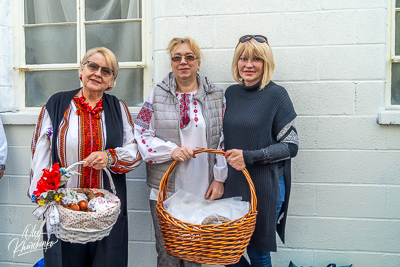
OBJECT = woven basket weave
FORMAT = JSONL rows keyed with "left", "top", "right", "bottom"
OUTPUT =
{"left": 156, "top": 148, "right": 258, "bottom": 265}
{"left": 54, "top": 162, "right": 121, "bottom": 244}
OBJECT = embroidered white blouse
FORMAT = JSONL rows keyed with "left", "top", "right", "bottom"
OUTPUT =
{"left": 0, "top": 117, "right": 7, "bottom": 169}
{"left": 134, "top": 90, "right": 227, "bottom": 200}
{"left": 29, "top": 100, "right": 142, "bottom": 196}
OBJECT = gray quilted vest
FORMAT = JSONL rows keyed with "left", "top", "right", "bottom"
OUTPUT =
{"left": 146, "top": 72, "right": 224, "bottom": 192}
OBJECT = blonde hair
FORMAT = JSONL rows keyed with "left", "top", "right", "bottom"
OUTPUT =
{"left": 231, "top": 38, "right": 275, "bottom": 89}
{"left": 80, "top": 47, "right": 119, "bottom": 89}
{"left": 167, "top": 37, "right": 202, "bottom": 64}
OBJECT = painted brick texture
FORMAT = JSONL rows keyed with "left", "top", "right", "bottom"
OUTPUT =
{"left": 0, "top": 0, "right": 397, "bottom": 267}
{"left": 152, "top": 1, "right": 398, "bottom": 266}
{"left": 0, "top": 0, "right": 14, "bottom": 112}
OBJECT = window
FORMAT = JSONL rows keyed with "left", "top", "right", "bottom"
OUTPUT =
{"left": 14, "top": 0, "right": 152, "bottom": 110}
{"left": 387, "top": 0, "right": 400, "bottom": 109}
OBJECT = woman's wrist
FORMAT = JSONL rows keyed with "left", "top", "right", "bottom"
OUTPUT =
{"left": 213, "top": 178, "right": 226, "bottom": 183}
{"left": 104, "top": 148, "right": 117, "bottom": 167}
{"left": 169, "top": 144, "right": 179, "bottom": 159}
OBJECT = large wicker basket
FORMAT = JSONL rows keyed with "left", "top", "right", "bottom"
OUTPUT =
{"left": 54, "top": 162, "right": 121, "bottom": 244}
{"left": 156, "top": 148, "right": 258, "bottom": 265}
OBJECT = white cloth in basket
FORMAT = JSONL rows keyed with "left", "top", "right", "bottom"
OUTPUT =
{"left": 163, "top": 189, "right": 249, "bottom": 225}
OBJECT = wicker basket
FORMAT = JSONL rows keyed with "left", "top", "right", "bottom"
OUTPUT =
{"left": 54, "top": 162, "right": 121, "bottom": 244}
{"left": 156, "top": 148, "right": 258, "bottom": 265}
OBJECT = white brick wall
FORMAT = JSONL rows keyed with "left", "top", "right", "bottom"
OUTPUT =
{"left": 0, "top": 0, "right": 398, "bottom": 266}
{"left": 152, "top": 1, "right": 398, "bottom": 267}
{"left": 0, "top": 0, "right": 14, "bottom": 112}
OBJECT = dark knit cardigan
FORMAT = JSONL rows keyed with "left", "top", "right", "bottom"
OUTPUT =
{"left": 43, "top": 88, "right": 129, "bottom": 266}
{"left": 223, "top": 81, "right": 297, "bottom": 252}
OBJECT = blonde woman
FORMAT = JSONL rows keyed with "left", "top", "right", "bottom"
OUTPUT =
{"left": 223, "top": 35, "right": 299, "bottom": 267}
{"left": 29, "top": 47, "right": 142, "bottom": 266}
{"left": 134, "top": 37, "right": 227, "bottom": 266}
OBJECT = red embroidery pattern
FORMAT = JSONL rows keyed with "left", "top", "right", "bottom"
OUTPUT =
{"left": 135, "top": 102, "right": 153, "bottom": 130}
{"left": 110, "top": 100, "right": 142, "bottom": 173}
{"left": 178, "top": 93, "right": 191, "bottom": 129}
{"left": 110, "top": 150, "right": 142, "bottom": 173}
{"left": 32, "top": 105, "right": 47, "bottom": 156}
{"left": 193, "top": 100, "right": 198, "bottom": 126}
{"left": 58, "top": 106, "right": 72, "bottom": 166}
{"left": 73, "top": 98, "right": 103, "bottom": 188}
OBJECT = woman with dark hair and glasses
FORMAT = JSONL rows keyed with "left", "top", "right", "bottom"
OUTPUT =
{"left": 222, "top": 35, "right": 299, "bottom": 267}
{"left": 134, "top": 37, "right": 227, "bottom": 267}
{"left": 28, "top": 47, "right": 142, "bottom": 266}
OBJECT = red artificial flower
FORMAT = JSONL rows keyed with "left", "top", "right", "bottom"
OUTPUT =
{"left": 33, "top": 163, "right": 61, "bottom": 197}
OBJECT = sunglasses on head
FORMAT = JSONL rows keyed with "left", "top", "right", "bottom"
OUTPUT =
{"left": 238, "top": 35, "right": 268, "bottom": 44}
{"left": 171, "top": 54, "right": 198, "bottom": 62}
{"left": 84, "top": 61, "right": 114, "bottom": 77}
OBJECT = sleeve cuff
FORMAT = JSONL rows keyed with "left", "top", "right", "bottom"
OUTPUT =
{"left": 213, "top": 166, "right": 227, "bottom": 182}
{"left": 243, "top": 150, "right": 265, "bottom": 164}
{"left": 168, "top": 143, "right": 179, "bottom": 159}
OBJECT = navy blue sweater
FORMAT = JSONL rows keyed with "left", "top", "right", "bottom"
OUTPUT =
{"left": 223, "top": 81, "right": 297, "bottom": 252}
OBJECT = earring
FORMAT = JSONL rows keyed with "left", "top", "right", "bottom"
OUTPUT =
{"left": 79, "top": 76, "right": 82, "bottom": 80}
{"left": 108, "top": 86, "right": 111, "bottom": 89}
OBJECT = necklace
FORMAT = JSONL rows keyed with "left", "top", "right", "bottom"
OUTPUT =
{"left": 74, "top": 94, "right": 103, "bottom": 119}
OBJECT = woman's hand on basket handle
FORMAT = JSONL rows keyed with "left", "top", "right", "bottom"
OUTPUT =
{"left": 83, "top": 151, "right": 115, "bottom": 170}
{"left": 171, "top": 146, "right": 195, "bottom": 162}
{"left": 205, "top": 180, "right": 224, "bottom": 201}
{"left": 225, "top": 149, "right": 246, "bottom": 171}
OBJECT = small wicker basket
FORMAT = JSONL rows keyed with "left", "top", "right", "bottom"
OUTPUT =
{"left": 156, "top": 148, "right": 258, "bottom": 265}
{"left": 54, "top": 162, "right": 121, "bottom": 244}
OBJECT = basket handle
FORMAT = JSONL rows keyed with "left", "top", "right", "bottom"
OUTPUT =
{"left": 157, "top": 148, "right": 257, "bottom": 213}
{"left": 65, "top": 161, "right": 116, "bottom": 195}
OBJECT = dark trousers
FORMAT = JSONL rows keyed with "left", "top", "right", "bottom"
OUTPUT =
{"left": 43, "top": 212, "right": 128, "bottom": 267}
{"left": 226, "top": 175, "right": 286, "bottom": 267}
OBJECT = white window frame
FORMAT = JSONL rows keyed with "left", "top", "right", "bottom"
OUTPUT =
{"left": 385, "top": 0, "right": 400, "bottom": 110}
{"left": 11, "top": 0, "right": 153, "bottom": 113}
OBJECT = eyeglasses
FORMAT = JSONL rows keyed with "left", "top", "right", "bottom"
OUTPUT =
{"left": 171, "top": 54, "right": 198, "bottom": 62}
{"left": 84, "top": 61, "right": 114, "bottom": 77}
{"left": 238, "top": 35, "right": 268, "bottom": 44}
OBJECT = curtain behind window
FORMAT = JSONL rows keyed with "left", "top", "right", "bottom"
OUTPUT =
{"left": 24, "top": 0, "right": 143, "bottom": 107}
{"left": 25, "top": 0, "right": 76, "bottom": 24}
{"left": 25, "top": 0, "right": 139, "bottom": 23}
{"left": 86, "top": 0, "right": 140, "bottom": 20}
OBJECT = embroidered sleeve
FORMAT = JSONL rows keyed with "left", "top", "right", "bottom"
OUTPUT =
{"left": 108, "top": 100, "right": 143, "bottom": 174}
{"left": 0, "top": 116, "right": 7, "bottom": 168}
{"left": 243, "top": 119, "right": 299, "bottom": 165}
{"left": 134, "top": 91, "right": 179, "bottom": 164}
{"left": 29, "top": 106, "right": 53, "bottom": 196}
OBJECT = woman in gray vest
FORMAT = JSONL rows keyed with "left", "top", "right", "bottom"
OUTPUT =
{"left": 134, "top": 37, "right": 227, "bottom": 267}
{"left": 223, "top": 35, "right": 299, "bottom": 267}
